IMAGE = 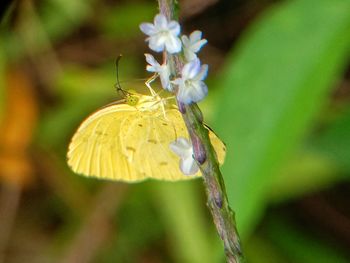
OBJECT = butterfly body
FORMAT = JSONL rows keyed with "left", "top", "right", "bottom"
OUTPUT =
{"left": 67, "top": 91, "right": 225, "bottom": 182}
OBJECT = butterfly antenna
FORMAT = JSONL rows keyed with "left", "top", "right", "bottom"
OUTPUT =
{"left": 115, "top": 55, "right": 128, "bottom": 97}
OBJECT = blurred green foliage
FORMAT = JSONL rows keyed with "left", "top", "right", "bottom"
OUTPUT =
{"left": 100, "top": 2, "right": 155, "bottom": 39}
{"left": 215, "top": 0, "right": 350, "bottom": 238}
{"left": 266, "top": 216, "right": 349, "bottom": 263}
{"left": 0, "top": 0, "right": 349, "bottom": 262}
{"left": 311, "top": 107, "right": 350, "bottom": 170}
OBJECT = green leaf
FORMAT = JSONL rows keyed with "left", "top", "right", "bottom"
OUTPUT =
{"left": 214, "top": 0, "right": 350, "bottom": 238}
{"left": 268, "top": 150, "right": 342, "bottom": 203}
{"left": 310, "top": 107, "right": 350, "bottom": 171}
{"left": 267, "top": 107, "right": 350, "bottom": 202}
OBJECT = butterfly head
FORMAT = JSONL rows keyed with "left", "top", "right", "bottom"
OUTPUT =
{"left": 125, "top": 91, "right": 140, "bottom": 106}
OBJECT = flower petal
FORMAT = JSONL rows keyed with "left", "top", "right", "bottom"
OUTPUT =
{"left": 184, "top": 49, "right": 197, "bottom": 61}
{"left": 169, "top": 137, "right": 192, "bottom": 158}
{"left": 190, "top": 30, "right": 202, "bottom": 41}
{"left": 146, "top": 65, "right": 155, "bottom": 72}
{"left": 148, "top": 36, "right": 165, "bottom": 52}
{"left": 181, "top": 35, "right": 190, "bottom": 46}
{"left": 182, "top": 58, "right": 200, "bottom": 79}
{"left": 145, "top": 54, "right": 160, "bottom": 72}
{"left": 194, "top": 64, "right": 208, "bottom": 81}
{"left": 191, "top": 39, "right": 207, "bottom": 53}
{"left": 180, "top": 157, "right": 199, "bottom": 175}
{"left": 168, "top": 21, "right": 181, "bottom": 36}
{"left": 139, "top": 23, "right": 155, "bottom": 35}
{"left": 171, "top": 78, "right": 183, "bottom": 86}
{"left": 164, "top": 35, "right": 182, "bottom": 53}
{"left": 190, "top": 81, "right": 208, "bottom": 102}
{"left": 159, "top": 67, "right": 171, "bottom": 90}
{"left": 140, "top": 13, "right": 182, "bottom": 53}
{"left": 177, "top": 79, "right": 208, "bottom": 104}
{"left": 177, "top": 88, "right": 190, "bottom": 104}
{"left": 144, "top": 53, "right": 159, "bottom": 66}
{"left": 154, "top": 14, "right": 168, "bottom": 29}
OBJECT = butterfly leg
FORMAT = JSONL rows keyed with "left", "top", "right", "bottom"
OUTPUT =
{"left": 160, "top": 101, "right": 168, "bottom": 120}
{"left": 145, "top": 73, "right": 158, "bottom": 96}
{"left": 150, "top": 95, "right": 176, "bottom": 120}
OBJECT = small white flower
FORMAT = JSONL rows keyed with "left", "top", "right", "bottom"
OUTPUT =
{"left": 140, "top": 14, "right": 182, "bottom": 54}
{"left": 144, "top": 53, "right": 172, "bottom": 91}
{"left": 172, "top": 58, "right": 208, "bottom": 104}
{"left": 169, "top": 137, "right": 199, "bottom": 175}
{"left": 182, "top": 30, "right": 207, "bottom": 61}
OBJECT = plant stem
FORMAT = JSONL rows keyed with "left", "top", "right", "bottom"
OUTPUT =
{"left": 158, "top": 1, "right": 244, "bottom": 262}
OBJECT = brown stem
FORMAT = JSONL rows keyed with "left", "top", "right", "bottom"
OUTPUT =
{"left": 158, "top": 1, "right": 244, "bottom": 262}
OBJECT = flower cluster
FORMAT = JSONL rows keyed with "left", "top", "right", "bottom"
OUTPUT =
{"left": 140, "top": 13, "right": 208, "bottom": 104}
{"left": 140, "top": 13, "right": 208, "bottom": 176}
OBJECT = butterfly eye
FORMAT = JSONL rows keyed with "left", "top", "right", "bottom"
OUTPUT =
{"left": 126, "top": 95, "right": 139, "bottom": 106}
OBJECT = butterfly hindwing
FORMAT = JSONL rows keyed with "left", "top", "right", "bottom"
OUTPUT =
{"left": 120, "top": 108, "right": 200, "bottom": 181}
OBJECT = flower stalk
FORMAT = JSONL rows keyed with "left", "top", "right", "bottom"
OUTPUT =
{"left": 158, "top": 1, "right": 244, "bottom": 262}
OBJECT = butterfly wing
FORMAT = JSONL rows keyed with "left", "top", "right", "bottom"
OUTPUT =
{"left": 120, "top": 107, "right": 226, "bottom": 181}
{"left": 67, "top": 103, "right": 145, "bottom": 181}
{"left": 120, "top": 108, "right": 196, "bottom": 180}
{"left": 206, "top": 126, "right": 226, "bottom": 165}
{"left": 67, "top": 100, "right": 226, "bottom": 182}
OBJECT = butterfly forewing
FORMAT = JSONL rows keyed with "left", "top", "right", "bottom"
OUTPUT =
{"left": 67, "top": 104, "right": 140, "bottom": 181}
{"left": 67, "top": 94, "right": 226, "bottom": 182}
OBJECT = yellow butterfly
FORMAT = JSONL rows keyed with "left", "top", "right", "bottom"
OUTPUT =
{"left": 67, "top": 74, "right": 225, "bottom": 182}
